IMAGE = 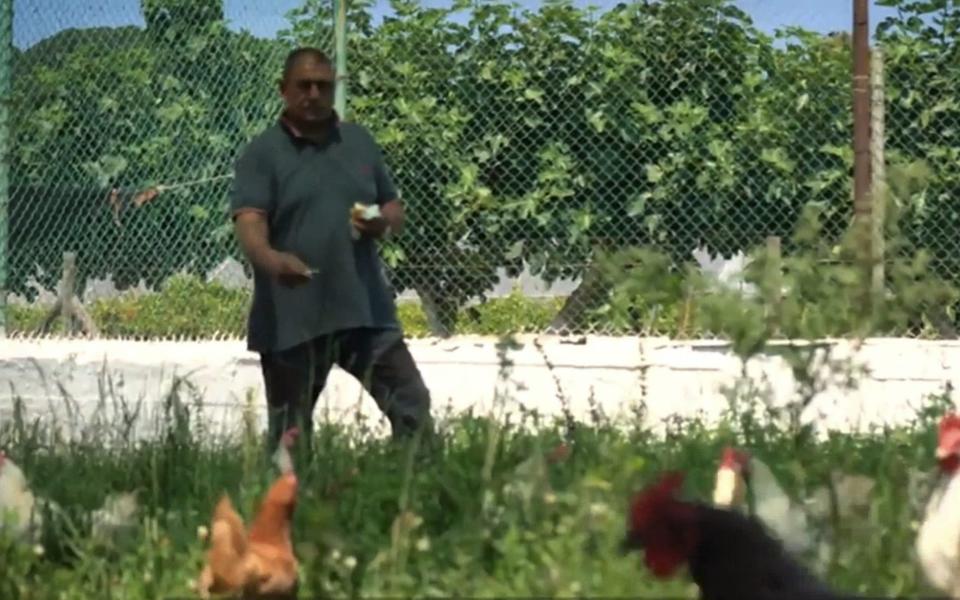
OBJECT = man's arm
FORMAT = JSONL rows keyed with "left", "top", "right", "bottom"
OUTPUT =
{"left": 379, "top": 199, "right": 405, "bottom": 237}
{"left": 230, "top": 141, "right": 311, "bottom": 284}
{"left": 234, "top": 210, "right": 280, "bottom": 274}
{"left": 234, "top": 211, "right": 311, "bottom": 285}
{"left": 230, "top": 141, "right": 279, "bottom": 271}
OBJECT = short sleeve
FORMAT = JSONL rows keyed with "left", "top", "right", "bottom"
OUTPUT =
{"left": 372, "top": 143, "right": 399, "bottom": 205}
{"left": 229, "top": 139, "right": 274, "bottom": 218}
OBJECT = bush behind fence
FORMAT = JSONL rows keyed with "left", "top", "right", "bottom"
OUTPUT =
{"left": 5, "top": 0, "right": 960, "bottom": 340}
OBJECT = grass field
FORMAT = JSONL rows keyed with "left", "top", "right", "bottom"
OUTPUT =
{"left": 0, "top": 379, "right": 954, "bottom": 600}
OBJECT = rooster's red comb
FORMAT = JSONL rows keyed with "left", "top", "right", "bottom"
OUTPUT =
{"left": 628, "top": 471, "right": 688, "bottom": 531}
{"left": 939, "top": 413, "right": 960, "bottom": 434}
{"left": 280, "top": 427, "right": 300, "bottom": 446}
{"left": 719, "top": 446, "right": 749, "bottom": 469}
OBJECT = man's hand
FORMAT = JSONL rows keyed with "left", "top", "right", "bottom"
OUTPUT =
{"left": 353, "top": 215, "right": 390, "bottom": 238}
{"left": 234, "top": 211, "right": 313, "bottom": 287}
{"left": 352, "top": 199, "right": 404, "bottom": 239}
{"left": 266, "top": 251, "right": 314, "bottom": 287}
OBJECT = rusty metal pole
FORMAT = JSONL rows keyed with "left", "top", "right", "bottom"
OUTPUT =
{"left": 852, "top": 0, "right": 872, "bottom": 310}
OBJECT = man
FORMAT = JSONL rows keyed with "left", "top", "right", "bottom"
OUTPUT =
{"left": 229, "top": 46, "right": 433, "bottom": 456}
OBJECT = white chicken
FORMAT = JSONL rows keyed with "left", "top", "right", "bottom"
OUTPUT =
{"left": 712, "top": 446, "right": 816, "bottom": 560}
{"left": 0, "top": 449, "right": 140, "bottom": 550}
{"left": 713, "top": 447, "right": 825, "bottom": 570}
{"left": 0, "top": 449, "right": 53, "bottom": 544}
{"left": 712, "top": 445, "right": 877, "bottom": 576}
{"left": 90, "top": 490, "right": 140, "bottom": 549}
{"left": 916, "top": 412, "right": 960, "bottom": 599}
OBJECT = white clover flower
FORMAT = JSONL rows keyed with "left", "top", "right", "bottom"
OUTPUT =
{"left": 343, "top": 555, "right": 357, "bottom": 570}
{"left": 197, "top": 525, "right": 209, "bottom": 541}
{"left": 588, "top": 502, "right": 608, "bottom": 518}
{"left": 415, "top": 536, "right": 430, "bottom": 552}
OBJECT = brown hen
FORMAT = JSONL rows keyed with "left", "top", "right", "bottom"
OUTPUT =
{"left": 198, "top": 429, "right": 300, "bottom": 600}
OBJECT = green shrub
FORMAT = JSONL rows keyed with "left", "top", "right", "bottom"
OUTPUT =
{"left": 6, "top": 277, "right": 570, "bottom": 339}
{"left": 8, "top": 273, "right": 250, "bottom": 339}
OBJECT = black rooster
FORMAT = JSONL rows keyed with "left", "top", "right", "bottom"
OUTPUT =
{"left": 620, "top": 471, "right": 867, "bottom": 600}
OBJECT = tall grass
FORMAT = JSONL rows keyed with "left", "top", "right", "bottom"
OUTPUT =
{"left": 0, "top": 371, "right": 954, "bottom": 599}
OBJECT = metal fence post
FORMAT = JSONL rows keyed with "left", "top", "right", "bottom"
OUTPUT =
{"left": 852, "top": 0, "right": 873, "bottom": 312}
{"left": 870, "top": 46, "right": 886, "bottom": 298}
{"left": 0, "top": 0, "right": 11, "bottom": 337}
{"left": 333, "top": 0, "right": 348, "bottom": 118}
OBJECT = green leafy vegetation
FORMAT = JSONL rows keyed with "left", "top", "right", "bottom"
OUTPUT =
{"left": 9, "top": 0, "right": 960, "bottom": 336}
{"left": 5, "top": 278, "right": 566, "bottom": 339}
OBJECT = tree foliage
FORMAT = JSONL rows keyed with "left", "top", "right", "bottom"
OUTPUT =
{"left": 874, "top": 0, "right": 960, "bottom": 284}
{"left": 10, "top": 2, "right": 282, "bottom": 291}
{"left": 7, "top": 0, "right": 960, "bottom": 335}
{"left": 142, "top": 0, "right": 225, "bottom": 38}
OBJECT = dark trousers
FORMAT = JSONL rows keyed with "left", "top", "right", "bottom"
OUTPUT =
{"left": 259, "top": 327, "right": 433, "bottom": 456}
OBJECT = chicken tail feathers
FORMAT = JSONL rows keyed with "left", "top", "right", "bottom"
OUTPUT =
{"left": 201, "top": 495, "right": 247, "bottom": 580}
{"left": 198, "top": 495, "right": 254, "bottom": 597}
{"left": 210, "top": 494, "right": 247, "bottom": 556}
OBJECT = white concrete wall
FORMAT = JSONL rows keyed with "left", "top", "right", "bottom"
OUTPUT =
{"left": 0, "top": 335, "right": 957, "bottom": 442}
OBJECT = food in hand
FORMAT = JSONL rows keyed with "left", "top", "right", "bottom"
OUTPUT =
{"left": 350, "top": 202, "right": 381, "bottom": 239}
{"left": 352, "top": 202, "right": 381, "bottom": 221}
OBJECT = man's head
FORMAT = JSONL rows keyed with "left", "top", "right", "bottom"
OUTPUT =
{"left": 279, "top": 47, "right": 335, "bottom": 126}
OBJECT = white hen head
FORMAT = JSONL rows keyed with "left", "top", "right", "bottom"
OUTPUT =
{"left": 273, "top": 427, "right": 300, "bottom": 476}
{"left": 713, "top": 446, "right": 750, "bottom": 508}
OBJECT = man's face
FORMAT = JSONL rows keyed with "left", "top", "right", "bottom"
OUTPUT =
{"left": 280, "top": 56, "right": 335, "bottom": 124}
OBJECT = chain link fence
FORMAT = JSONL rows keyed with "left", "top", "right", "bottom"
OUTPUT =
{"left": 5, "top": 0, "right": 337, "bottom": 338}
{"left": 3, "top": 0, "right": 959, "bottom": 341}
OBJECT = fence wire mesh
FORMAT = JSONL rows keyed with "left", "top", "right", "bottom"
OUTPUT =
{"left": 3, "top": 0, "right": 960, "bottom": 341}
